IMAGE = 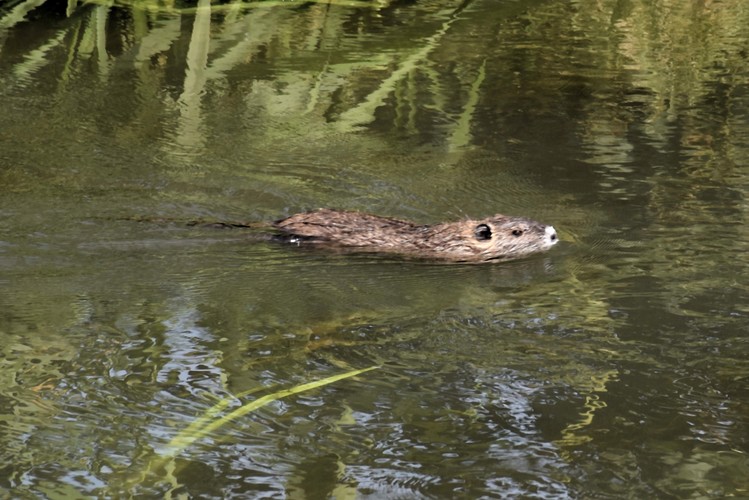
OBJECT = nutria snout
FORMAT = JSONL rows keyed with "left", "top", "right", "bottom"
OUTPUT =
{"left": 274, "top": 209, "right": 558, "bottom": 262}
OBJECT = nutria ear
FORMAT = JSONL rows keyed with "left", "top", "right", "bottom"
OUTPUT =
{"left": 474, "top": 224, "right": 493, "bottom": 240}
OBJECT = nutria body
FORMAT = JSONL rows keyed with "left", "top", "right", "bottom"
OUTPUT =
{"left": 273, "top": 209, "right": 558, "bottom": 262}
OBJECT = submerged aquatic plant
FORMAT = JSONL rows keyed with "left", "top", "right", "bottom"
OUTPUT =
{"left": 127, "top": 365, "right": 379, "bottom": 490}
{"left": 162, "top": 365, "right": 379, "bottom": 457}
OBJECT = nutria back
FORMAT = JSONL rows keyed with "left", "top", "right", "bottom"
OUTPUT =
{"left": 274, "top": 209, "right": 558, "bottom": 262}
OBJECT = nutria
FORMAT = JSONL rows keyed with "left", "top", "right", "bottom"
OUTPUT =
{"left": 273, "top": 209, "right": 558, "bottom": 262}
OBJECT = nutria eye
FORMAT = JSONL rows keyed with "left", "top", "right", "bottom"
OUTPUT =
{"left": 474, "top": 224, "right": 492, "bottom": 240}
{"left": 512, "top": 229, "right": 523, "bottom": 237}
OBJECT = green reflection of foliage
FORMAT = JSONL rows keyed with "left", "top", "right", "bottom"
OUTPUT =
{"left": 79, "top": 0, "right": 379, "bottom": 15}
{"left": 3, "top": 0, "right": 748, "bottom": 164}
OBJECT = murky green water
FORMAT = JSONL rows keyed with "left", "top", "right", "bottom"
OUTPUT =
{"left": 2, "top": 0, "right": 748, "bottom": 497}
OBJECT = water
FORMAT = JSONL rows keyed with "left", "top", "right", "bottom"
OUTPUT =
{"left": 2, "top": 0, "right": 749, "bottom": 497}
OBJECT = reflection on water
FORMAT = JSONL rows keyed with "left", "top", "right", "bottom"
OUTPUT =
{"left": 2, "top": 0, "right": 749, "bottom": 497}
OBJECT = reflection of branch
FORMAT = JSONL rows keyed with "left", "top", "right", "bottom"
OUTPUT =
{"left": 175, "top": 0, "right": 211, "bottom": 151}
{"left": 0, "top": 0, "right": 46, "bottom": 33}
{"left": 66, "top": 0, "right": 79, "bottom": 17}
{"left": 134, "top": 17, "right": 181, "bottom": 63}
{"left": 334, "top": 6, "right": 467, "bottom": 132}
{"left": 182, "top": 0, "right": 210, "bottom": 103}
{"left": 204, "top": 9, "right": 275, "bottom": 80}
{"left": 95, "top": 3, "right": 112, "bottom": 79}
{"left": 3, "top": 1, "right": 69, "bottom": 81}
{"left": 447, "top": 58, "right": 486, "bottom": 152}
{"left": 12, "top": 30, "right": 66, "bottom": 82}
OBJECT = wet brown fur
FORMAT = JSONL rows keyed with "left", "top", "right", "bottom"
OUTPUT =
{"left": 274, "top": 209, "right": 557, "bottom": 262}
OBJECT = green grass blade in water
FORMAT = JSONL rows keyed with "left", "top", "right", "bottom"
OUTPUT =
{"left": 126, "top": 366, "right": 379, "bottom": 491}
{"left": 163, "top": 365, "right": 380, "bottom": 457}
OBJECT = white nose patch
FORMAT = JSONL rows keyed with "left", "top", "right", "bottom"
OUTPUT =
{"left": 545, "top": 225, "right": 558, "bottom": 245}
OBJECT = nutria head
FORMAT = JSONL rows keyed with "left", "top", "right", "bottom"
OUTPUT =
{"left": 429, "top": 215, "right": 558, "bottom": 262}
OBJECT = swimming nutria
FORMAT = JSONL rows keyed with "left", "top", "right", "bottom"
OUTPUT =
{"left": 273, "top": 209, "right": 558, "bottom": 262}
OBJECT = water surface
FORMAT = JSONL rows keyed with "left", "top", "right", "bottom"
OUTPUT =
{"left": 1, "top": 0, "right": 749, "bottom": 497}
